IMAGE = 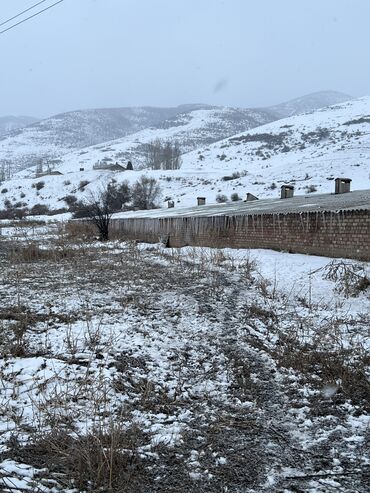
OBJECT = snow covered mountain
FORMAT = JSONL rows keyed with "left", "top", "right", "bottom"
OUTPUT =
{"left": 0, "top": 105, "right": 211, "bottom": 172}
{"left": 0, "top": 91, "right": 352, "bottom": 175}
{"left": 1, "top": 95, "right": 368, "bottom": 215}
{"left": 0, "top": 104, "right": 275, "bottom": 174}
{"left": 42, "top": 106, "right": 276, "bottom": 172}
{"left": 269, "top": 90, "right": 351, "bottom": 118}
{"left": 0, "top": 116, "right": 39, "bottom": 135}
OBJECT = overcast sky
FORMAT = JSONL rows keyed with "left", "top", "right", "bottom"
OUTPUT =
{"left": 1, "top": 0, "right": 370, "bottom": 118}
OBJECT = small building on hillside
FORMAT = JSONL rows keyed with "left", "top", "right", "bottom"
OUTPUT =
{"left": 35, "top": 170, "right": 63, "bottom": 178}
{"left": 93, "top": 161, "right": 126, "bottom": 172}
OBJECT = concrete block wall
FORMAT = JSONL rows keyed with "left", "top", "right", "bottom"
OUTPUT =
{"left": 110, "top": 209, "right": 370, "bottom": 260}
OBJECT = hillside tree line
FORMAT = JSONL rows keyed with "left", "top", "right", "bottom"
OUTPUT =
{"left": 144, "top": 138, "right": 182, "bottom": 170}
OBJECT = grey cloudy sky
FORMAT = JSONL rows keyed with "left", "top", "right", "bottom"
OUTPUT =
{"left": 2, "top": 0, "right": 370, "bottom": 118}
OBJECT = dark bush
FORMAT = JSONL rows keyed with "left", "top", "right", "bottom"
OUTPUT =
{"left": 0, "top": 207, "right": 28, "bottom": 219}
{"left": 306, "top": 184, "right": 317, "bottom": 193}
{"left": 106, "top": 181, "right": 131, "bottom": 211}
{"left": 78, "top": 180, "right": 90, "bottom": 191}
{"left": 34, "top": 181, "right": 45, "bottom": 191}
{"left": 230, "top": 192, "right": 241, "bottom": 201}
{"left": 47, "top": 207, "right": 69, "bottom": 216}
{"left": 29, "top": 204, "right": 50, "bottom": 216}
{"left": 216, "top": 194, "right": 228, "bottom": 203}
{"left": 72, "top": 201, "right": 95, "bottom": 219}
{"left": 64, "top": 194, "right": 78, "bottom": 207}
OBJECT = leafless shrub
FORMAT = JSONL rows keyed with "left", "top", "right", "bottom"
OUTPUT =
{"left": 305, "top": 184, "right": 317, "bottom": 193}
{"left": 255, "top": 275, "right": 272, "bottom": 297}
{"left": 238, "top": 255, "right": 257, "bottom": 282}
{"left": 323, "top": 260, "right": 370, "bottom": 297}
{"left": 8, "top": 241, "right": 77, "bottom": 263}
{"left": 273, "top": 307, "right": 370, "bottom": 410}
{"left": 132, "top": 176, "right": 161, "bottom": 210}
{"left": 276, "top": 336, "right": 370, "bottom": 408}
{"left": 9, "top": 423, "right": 150, "bottom": 492}
{"left": 246, "top": 303, "right": 278, "bottom": 324}
{"left": 2, "top": 218, "right": 46, "bottom": 228}
{"left": 64, "top": 220, "right": 96, "bottom": 241}
{"left": 0, "top": 317, "right": 29, "bottom": 357}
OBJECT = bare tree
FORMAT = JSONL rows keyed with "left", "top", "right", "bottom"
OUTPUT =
{"left": 36, "top": 159, "right": 43, "bottom": 175}
{"left": 83, "top": 181, "right": 131, "bottom": 241}
{"left": 105, "top": 181, "right": 131, "bottom": 211}
{"left": 132, "top": 176, "right": 161, "bottom": 209}
{"left": 144, "top": 139, "right": 182, "bottom": 170}
{"left": 0, "top": 160, "right": 12, "bottom": 181}
{"left": 84, "top": 190, "right": 112, "bottom": 241}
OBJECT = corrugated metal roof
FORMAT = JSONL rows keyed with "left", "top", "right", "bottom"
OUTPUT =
{"left": 113, "top": 188, "right": 370, "bottom": 219}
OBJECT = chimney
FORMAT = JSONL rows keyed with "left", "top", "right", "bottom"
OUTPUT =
{"left": 335, "top": 177, "right": 351, "bottom": 194}
{"left": 245, "top": 193, "right": 258, "bottom": 202}
{"left": 167, "top": 200, "right": 174, "bottom": 208}
{"left": 281, "top": 185, "right": 294, "bottom": 199}
{"left": 197, "top": 197, "right": 206, "bottom": 206}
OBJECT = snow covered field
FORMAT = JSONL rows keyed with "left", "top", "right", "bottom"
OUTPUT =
{"left": 0, "top": 222, "right": 369, "bottom": 492}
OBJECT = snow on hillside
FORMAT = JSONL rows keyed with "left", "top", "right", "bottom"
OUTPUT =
{"left": 269, "top": 90, "right": 351, "bottom": 118}
{"left": 0, "top": 91, "right": 352, "bottom": 177}
{"left": 0, "top": 116, "right": 39, "bottom": 136}
{"left": 0, "top": 95, "right": 369, "bottom": 213}
{"left": 176, "top": 95, "right": 370, "bottom": 202}
{"left": 0, "top": 105, "right": 213, "bottom": 173}
{"left": 48, "top": 107, "right": 274, "bottom": 172}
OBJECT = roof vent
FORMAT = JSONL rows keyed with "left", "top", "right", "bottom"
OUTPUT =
{"left": 197, "top": 197, "right": 206, "bottom": 206}
{"left": 335, "top": 177, "right": 351, "bottom": 194}
{"left": 281, "top": 185, "right": 294, "bottom": 199}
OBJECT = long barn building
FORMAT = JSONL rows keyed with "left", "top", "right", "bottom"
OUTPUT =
{"left": 110, "top": 187, "right": 370, "bottom": 260}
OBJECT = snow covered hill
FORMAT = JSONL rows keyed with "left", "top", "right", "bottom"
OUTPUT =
{"left": 0, "top": 105, "right": 211, "bottom": 172}
{"left": 0, "top": 116, "right": 39, "bottom": 136}
{"left": 44, "top": 106, "right": 275, "bottom": 172}
{"left": 176, "top": 95, "right": 370, "bottom": 202}
{"left": 269, "top": 90, "right": 351, "bottom": 118}
{"left": 0, "top": 104, "right": 275, "bottom": 174}
{"left": 1, "top": 94, "right": 368, "bottom": 214}
{"left": 0, "top": 91, "right": 352, "bottom": 175}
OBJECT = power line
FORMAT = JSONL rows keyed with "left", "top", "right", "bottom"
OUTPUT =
{"left": 0, "top": 0, "right": 65, "bottom": 36}
{"left": 0, "top": 0, "right": 49, "bottom": 28}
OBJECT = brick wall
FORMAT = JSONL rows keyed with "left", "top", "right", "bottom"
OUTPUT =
{"left": 110, "top": 209, "right": 370, "bottom": 260}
